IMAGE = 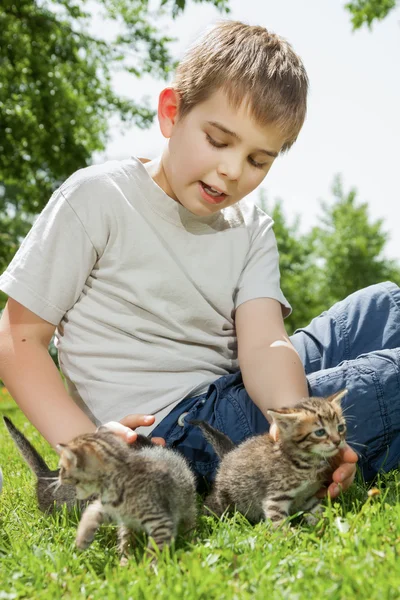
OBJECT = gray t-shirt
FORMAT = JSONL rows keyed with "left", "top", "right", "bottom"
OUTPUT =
{"left": 0, "top": 157, "right": 290, "bottom": 431}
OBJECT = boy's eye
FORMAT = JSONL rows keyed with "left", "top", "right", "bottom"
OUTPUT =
{"left": 206, "top": 134, "right": 267, "bottom": 170}
{"left": 314, "top": 428, "right": 326, "bottom": 437}
{"left": 206, "top": 134, "right": 226, "bottom": 148}
{"left": 337, "top": 424, "right": 346, "bottom": 433}
{"left": 248, "top": 157, "right": 266, "bottom": 169}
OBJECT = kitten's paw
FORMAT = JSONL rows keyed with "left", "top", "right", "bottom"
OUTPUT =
{"left": 75, "top": 535, "right": 93, "bottom": 550}
{"left": 304, "top": 511, "right": 324, "bottom": 527}
{"left": 267, "top": 516, "right": 290, "bottom": 530}
{"left": 304, "top": 503, "right": 325, "bottom": 526}
{"left": 304, "top": 514, "right": 318, "bottom": 526}
{"left": 119, "top": 556, "right": 129, "bottom": 567}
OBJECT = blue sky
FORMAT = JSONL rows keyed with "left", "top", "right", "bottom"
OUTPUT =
{"left": 96, "top": 0, "right": 400, "bottom": 259}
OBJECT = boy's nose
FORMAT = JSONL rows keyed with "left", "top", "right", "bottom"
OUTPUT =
{"left": 217, "top": 158, "right": 243, "bottom": 181}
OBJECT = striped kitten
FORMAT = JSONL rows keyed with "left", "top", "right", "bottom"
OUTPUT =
{"left": 192, "top": 390, "right": 348, "bottom": 526}
{"left": 57, "top": 428, "right": 197, "bottom": 562}
{"left": 3, "top": 417, "right": 156, "bottom": 512}
{"left": 3, "top": 416, "right": 78, "bottom": 511}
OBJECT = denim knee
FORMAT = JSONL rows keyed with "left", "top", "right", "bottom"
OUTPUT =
{"left": 291, "top": 281, "right": 400, "bottom": 375}
{"left": 307, "top": 348, "right": 400, "bottom": 480}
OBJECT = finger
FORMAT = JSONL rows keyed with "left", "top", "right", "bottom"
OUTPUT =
{"left": 332, "top": 462, "right": 357, "bottom": 485}
{"left": 316, "top": 486, "right": 328, "bottom": 499}
{"left": 151, "top": 437, "right": 166, "bottom": 446}
{"left": 329, "top": 467, "right": 356, "bottom": 498}
{"left": 119, "top": 414, "right": 155, "bottom": 429}
{"left": 340, "top": 444, "right": 358, "bottom": 463}
{"left": 103, "top": 421, "right": 138, "bottom": 443}
{"left": 330, "top": 446, "right": 358, "bottom": 472}
{"left": 334, "top": 470, "right": 356, "bottom": 492}
{"left": 327, "top": 482, "right": 342, "bottom": 499}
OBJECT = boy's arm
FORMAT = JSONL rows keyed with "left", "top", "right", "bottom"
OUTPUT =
{"left": 235, "top": 297, "right": 308, "bottom": 411}
{"left": 0, "top": 300, "right": 164, "bottom": 448}
{"left": 0, "top": 299, "right": 97, "bottom": 446}
{"left": 0, "top": 297, "right": 163, "bottom": 518}
{"left": 236, "top": 297, "right": 357, "bottom": 497}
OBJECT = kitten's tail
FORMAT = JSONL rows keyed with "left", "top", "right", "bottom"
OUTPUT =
{"left": 3, "top": 417, "right": 52, "bottom": 477}
{"left": 190, "top": 420, "right": 235, "bottom": 459}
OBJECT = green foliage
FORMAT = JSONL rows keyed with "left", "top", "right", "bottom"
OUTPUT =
{"left": 162, "top": 0, "right": 230, "bottom": 18}
{"left": 261, "top": 177, "right": 400, "bottom": 333}
{"left": 345, "top": 0, "right": 398, "bottom": 29}
{"left": 259, "top": 192, "right": 325, "bottom": 334}
{"left": 0, "top": 0, "right": 228, "bottom": 274}
{"left": 312, "top": 176, "right": 399, "bottom": 309}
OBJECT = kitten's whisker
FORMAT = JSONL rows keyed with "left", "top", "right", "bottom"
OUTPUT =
{"left": 45, "top": 479, "right": 61, "bottom": 493}
{"left": 346, "top": 439, "right": 368, "bottom": 448}
{"left": 345, "top": 444, "right": 366, "bottom": 459}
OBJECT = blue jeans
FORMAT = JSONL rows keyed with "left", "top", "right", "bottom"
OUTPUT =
{"left": 152, "top": 282, "right": 400, "bottom": 486}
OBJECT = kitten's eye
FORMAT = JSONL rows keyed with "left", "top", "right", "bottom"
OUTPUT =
{"left": 314, "top": 428, "right": 326, "bottom": 437}
{"left": 337, "top": 424, "right": 346, "bottom": 433}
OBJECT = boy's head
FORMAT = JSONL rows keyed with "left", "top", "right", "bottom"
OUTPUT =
{"left": 153, "top": 20, "right": 309, "bottom": 217}
{"left": 174, "top": 20, "right": 308, "bottom": 153}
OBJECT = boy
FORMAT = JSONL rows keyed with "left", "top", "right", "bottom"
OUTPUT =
{"left": 1, "top": 21, "right": 398, "bottom": 499}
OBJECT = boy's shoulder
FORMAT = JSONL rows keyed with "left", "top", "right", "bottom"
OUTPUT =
{"left": 59, "top": 156, "right": 142, "bottom": 201}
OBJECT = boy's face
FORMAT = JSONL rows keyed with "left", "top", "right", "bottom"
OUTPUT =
{"left": 155, "top": 88, "right": 288, "bottom": 216}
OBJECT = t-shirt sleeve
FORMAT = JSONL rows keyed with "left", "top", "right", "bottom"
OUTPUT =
{"left": 0, "top": 188, "right": 98, "bottom": 325}
{"left": 234, "top": 214, "right": 291, "bottom": 317}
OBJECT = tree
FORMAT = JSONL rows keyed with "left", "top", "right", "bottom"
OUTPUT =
{"left": 345, "top": 0, "right": 398, "bottom": 29}
{"left": 311, "top": 176, "right": 399, "bottom": 308}
{"left": 259, "top": 192, "right": 325, "bottom": 334}
{"left": 0, "top": 0, "right": 229, "bottom": 275}
{"left": 259, "top": 177, "right": 400, "bottom": 333}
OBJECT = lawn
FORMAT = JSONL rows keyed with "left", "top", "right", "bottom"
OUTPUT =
{"left": 1, "top": 389, "right": 399, "bottom": 600}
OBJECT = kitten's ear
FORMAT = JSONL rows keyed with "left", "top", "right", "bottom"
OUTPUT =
{"left": 96, "top": 426, "right": 109, "bottom": 433}
{"left": 327, "top": 389, "right": 348, "bottom": 407}
{"left": 57, "top": 445, "right": 78, "bottom": 469}
{"left": 266, "top": 409, "right": 301, "bottom": 432}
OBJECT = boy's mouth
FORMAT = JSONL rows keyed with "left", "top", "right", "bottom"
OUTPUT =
{"left": 199, "top": 181, "right": 227, "bottom": 205}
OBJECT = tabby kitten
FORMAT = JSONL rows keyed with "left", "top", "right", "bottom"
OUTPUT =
{"left": 192, "top": 390, "right": 348, "bottom": 526}
{"left": 3, "top": 416, "right": 77, "bottom": 512}
{"left": 57, "top": 428, "right": 197, "bottom": 562}
{"left": 3, "top": 417, "right": 155, "bottom": 512}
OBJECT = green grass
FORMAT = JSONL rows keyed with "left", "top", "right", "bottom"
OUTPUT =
{"left": 1, "top": 391, "right": 400, "bottom": 600}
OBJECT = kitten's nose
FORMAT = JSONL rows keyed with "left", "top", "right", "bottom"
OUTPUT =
{"left": 331, "top": 437, "right": 341, "bottom": 446}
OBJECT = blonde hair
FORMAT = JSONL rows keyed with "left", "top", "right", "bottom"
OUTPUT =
{"left": 174, "top": 21, "right": 309, "bottom": 152}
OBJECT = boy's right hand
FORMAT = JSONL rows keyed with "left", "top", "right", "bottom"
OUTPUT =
{"left": 103, "top": 414, "right": 166, "bottom": 446}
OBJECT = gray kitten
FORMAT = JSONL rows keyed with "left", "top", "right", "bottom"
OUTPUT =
{"left": 192, "top": 390, "right": 348, "bottom": 526}
{"left": 57, "top": 428, "right": 197, "bottom": 562}
{"left": 3, "top": 416, "right": 78, "bottom": 511}
{"left": 3, "top": 417, "right": 166, "bottom": 512}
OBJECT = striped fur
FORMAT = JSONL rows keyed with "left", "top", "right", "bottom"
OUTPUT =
{"left": 3, "top": 417, "right": 79, "bottom": 512}
{"left": 57, "top": 429, "right": 197, "bottom": 562}
{"left": 3, "top": 417, "right": 156, "bottom": 513}
{"left": 195, "top": 390, "right": 347, "bottom": 526}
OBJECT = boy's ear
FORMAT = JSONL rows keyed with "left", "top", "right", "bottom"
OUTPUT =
{"left": 158, "top": 87, "right": 181, "bottom": 138}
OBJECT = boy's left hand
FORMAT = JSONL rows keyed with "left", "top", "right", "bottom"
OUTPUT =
{"left": 316, "top": 444, "right": 358, "bottom": 499}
